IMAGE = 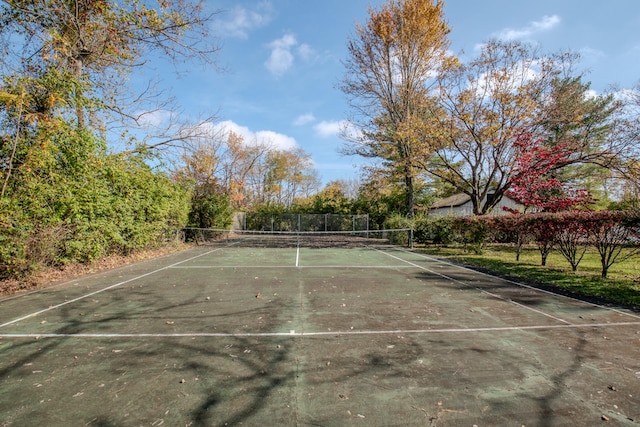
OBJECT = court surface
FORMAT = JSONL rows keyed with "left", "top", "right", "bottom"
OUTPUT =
{"left": 1, "top": 240, "right": 639, "bottom": 426}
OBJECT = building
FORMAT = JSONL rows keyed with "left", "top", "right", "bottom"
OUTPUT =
{"left": 427, "top": 193, "right": 523, "bottom": 217}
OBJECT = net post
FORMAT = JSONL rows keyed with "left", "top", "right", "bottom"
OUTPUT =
{"left": 409, "top": 228, "right": 414, "bottom": 248}
{"left": 366, "top": 214, "right": 369, "bottom": 238}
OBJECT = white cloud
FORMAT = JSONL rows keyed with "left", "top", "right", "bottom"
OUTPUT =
{"left": 314, "top": 120, "right": 347, "bottom": 138}
{"left": 215, "top": 120, "right": 298, "bottom": 151}
{"left": 137, "top": 109, "right": 173, "bottom": 128}
{"left": 255, "top": 130, "right": 298, "bottom": 150}
{"left": 293, "top": 113, "right": 315, "bottom": 126}
{"left": 494, "top": 15, "right": 561, "bottom": 41}
{"left": 215, "top": 2, "right": 273, "bottom": 39}
{"left": 265, "top": 33, "right": 297, "bottom": 76}
{"left": 297, "top": 43, "right": 315, "bottom": 61}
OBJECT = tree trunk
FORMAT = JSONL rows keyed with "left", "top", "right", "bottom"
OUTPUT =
{"left": 405, "top": 170, "right": 414, "bottom": 218}
{"left": 601, "top": 262, "right": 609, "bottom": 279}
{"left": 515, "top": 233, "right": 523, "bottom": 261}
{"left": 73, "top": 56, "right": 85, "bottom": 128}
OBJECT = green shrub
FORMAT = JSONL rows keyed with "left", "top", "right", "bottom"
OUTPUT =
{"left": 414, "top": 216, "right": 455, "bottom": 245}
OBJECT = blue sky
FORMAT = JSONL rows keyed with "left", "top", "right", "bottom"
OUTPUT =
{"left": 143, "top": 0, "right": 640, "bottom": 185}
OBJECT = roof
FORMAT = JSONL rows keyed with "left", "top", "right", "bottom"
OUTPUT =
{"left": 429, "top": 193, "right": 471, "bottom": 209}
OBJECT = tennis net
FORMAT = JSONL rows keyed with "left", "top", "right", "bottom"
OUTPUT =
{"left": 182, "top": 228, "right": 413, "bottom": 249}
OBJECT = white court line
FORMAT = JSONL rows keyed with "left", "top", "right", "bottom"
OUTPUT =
{"left": 375, "top": 248, "right": 573, "bottom": 325}
{"left": 1, "top": 321, "right": 639, "bottom": 339}
{"left": 0, "top": 247, "right": 226, "bottom": 329}
{"left": 399, "top": 248, "right": 640, "bottom": 321}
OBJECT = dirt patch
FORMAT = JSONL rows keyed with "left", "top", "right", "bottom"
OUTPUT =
{"left": 0, "top": 243, "right": 192, "bottom": 297}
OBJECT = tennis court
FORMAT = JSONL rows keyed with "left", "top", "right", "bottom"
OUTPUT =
{"left": 1, "top": 231, "right": 639, "bottom": 426}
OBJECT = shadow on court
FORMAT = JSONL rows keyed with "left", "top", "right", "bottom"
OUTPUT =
{"left": 0, "top": 245, "right": 639, "bottom": 426}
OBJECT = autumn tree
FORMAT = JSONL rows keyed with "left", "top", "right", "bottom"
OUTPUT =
{"left": 173, "top": 129, "right": 268, "bottom": 228}
{"left": 0, "top": 0, "right": 220, "bottom": 137}
{"left": 302, "top": 181, "right": 354, "bottom": 215}
{"left": 506, "top": 133, "right": 593, "bottom": 212}
{"left": 0, "top": 1, "right": 222, "bottom": 282}
{"left": 249, "top": 148, "right": 319, "bottom": 208}
{"left": 537, "top": 76, "right": 623, "bottom": 204}
{"left": 341, "top": 0, "right": 452, "bottom": 217}
{"left": 424, "top": 41, "right": 565, "bottom": 215}
{"left": 424, "top": 41, "right": 621, "bottom": 215}
{"left": 175, "top": 127, "right": 320, "bottom": 213}
{"left": 613, "top": 81, "right": 640, "bottom": 199}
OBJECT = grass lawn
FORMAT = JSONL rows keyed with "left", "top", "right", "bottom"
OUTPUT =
{"left": 417, "top": 244, "right": 640, "bottom": 309}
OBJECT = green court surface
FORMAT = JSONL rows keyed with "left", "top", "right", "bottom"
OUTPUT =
{"left": 1, "top": 242, "right": 640, "bottom": 426}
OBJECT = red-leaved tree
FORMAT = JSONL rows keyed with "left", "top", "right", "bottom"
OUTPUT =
{"left": 583, "top": 210, "right": 640, "bottom": 278}
{"left": 506, "top": 133, "right": 593, "bottom": 213}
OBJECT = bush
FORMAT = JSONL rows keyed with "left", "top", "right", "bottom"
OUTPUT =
{"left": 452, "top": 216, "right": 490, "bottom": 254}
{"left": 0, "top": 136, "right": 191, "bottom": 280}
{"left": 414, "top": 216, "right": 455, "bottom": 245}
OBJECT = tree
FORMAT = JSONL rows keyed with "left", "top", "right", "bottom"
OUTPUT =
{"left": 523, "top": 213, "right": 557, "bottom": 266}
{"left": 539, "top": 77, "right": 620, "bottom": 159}
{"left": 341, "top": 0, "right": 452, "bottom": 217}
{"left": 584, "top": 210, "right": 640, "bottom": 279}
{"left": 614, "top": 81, "right": 640, "bottom": 196}
{"left": 352, "top": 166, "right": 407, "bottom": 228}
{"left": 425, "top": 41, "right": 564, "bottom": 215}
{"left": 425, "top": 41, "right": 620, "bottom": 215}
{"left": 506, "top": 133, "right": 593, "bottom": 212}
{"left": 0, "top": 0, "right": 220, "bottom": 135}
{"left": 305, "top": 181, "right": 353, "bottom": 215}
{"left": 553, "top": 212, "right": 589, "bottom": 272}
{"left": 537, "top": 76, "right": 622, "bottom": 204}
{"left": 253, "top": 148, "right": 319, "bottom": 208}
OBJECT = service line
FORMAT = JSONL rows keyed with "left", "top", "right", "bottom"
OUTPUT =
{"left": 1, "top": 321, "right": 639, "bottom": 339}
